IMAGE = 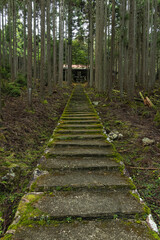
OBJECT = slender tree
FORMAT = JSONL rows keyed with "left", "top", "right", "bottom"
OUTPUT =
{"left": 109, "top": 0, "right": 115, "bottom": 96}
{"left": 95, "top": 0, "right": 105, "bottom": 92}
{"left": 33, "top": 0, "right": 37, "bottom": 85}
{"left": 40, "top": 0, "right": 45, "bottom": 97}
{"left": 53, "top": 0, "right": 57, "bottom": 86}
{"left": 47, "top": 0, "right": 52, "bottom": 93}
{"left": 13, "top": 0, "right": 17, "bottom": 80}
{"left": 68, "top": 0, "right": 72, "bottom": 85}
{"left": 127, "top": 0, "right": 136, "bottom": 99}
{"left": 89, "top": 0, "right": 93, "bottom": 88}
{"left": 58, "top": 0, "right": 64, "bottom": 86}
{"left": 149, "top": 0, "right": 157, "bottom": 90}
{"left": 0, "top": 6, "right": 2, "bottom": 118}
{"left": 119, "top": 0, "right": 125, "bottom": 97}
{"left": 27, "top": 0, "right": 32, "bottom": 107}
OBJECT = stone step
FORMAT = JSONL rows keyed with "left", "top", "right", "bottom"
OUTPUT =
{"left": 55, "top": 129, "right": 103, "bottom": 135}
{"left": 65, "top": 110, "right": 94, "bottom": 113}
{"left": 21, "top": 191, "right": 145, "bottom": 220}
{"left": 60, "top": 120, "right": 101, "bottom": 124}
{"left": 57, "top": 124, "right": 103, "bottom": 129}
{"left": 61, "top": 116, "right": 99, "bottom": 120}
{"left": 54, "top": 134, "right": 106, "bottom": 140}
{"left": 32, "top": 171, "right": 131, "bottom": 192}
{"left": 51, "top": 140, "right": 110, "bottom": 148}
{"left": 40, "top": 156, "right": 120, "bottom": 171}
{"left": 11, "top": 220, "right": 156, "bottom": 240}
{"left": 63, "top": 112, "right": 96, "bottom": 115}
{"left": 46, "top": 147, "right": 114, "bottom": 158}
{"left": 63, "top": 113, "right": 97, "bottom": 117}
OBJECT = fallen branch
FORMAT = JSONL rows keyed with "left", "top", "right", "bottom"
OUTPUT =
{"left": 139, "top": 92, "right": 156, "bottom": 108}
{"left": 127, "top": 166, "right": 158, "bottom": 170}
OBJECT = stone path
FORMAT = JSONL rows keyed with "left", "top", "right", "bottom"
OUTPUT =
{"left": 5, "top": 85, "right": 158, "bottom": 239}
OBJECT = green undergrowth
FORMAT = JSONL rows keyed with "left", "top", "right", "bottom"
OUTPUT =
{"left": 86, "top": 85, "right": 160, "bottom": 233}
{"left": 0, "top": 85, "right": 73, "bottom": 237}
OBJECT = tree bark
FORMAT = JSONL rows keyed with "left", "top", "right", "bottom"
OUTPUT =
{"left": 13, "top": 0, "right": 17, "bottom": 80}
{"left": 108, "top": 0, "right": 115, "bottom": 96}
{"left": 89, "top": 0, "right": 93, "bottom": 88}
{"left": 128, "top": 0, "right": 136, "bottom": 99}
{"left": 27, "top": 0, "right": 32, "bottom": 107}
{"left": 47, "top": 0, "right": 52, "bottom": 94}
{"left": 40, "top": 0, "right": 45, "bottom": 97}
{"left": 8, "top": 0, "right": 13, "bottom": 79}
{"left": 68, "top": 0, "right": 72, "bottom": 85}
{"left": 149, "top": 0, "right": 157, "bottom": 90}
{"left": 58, "top": 0, "right": 64, "bottom": 87}
{"left": 119, "top": 0, "right": 125, "bottom": 97}
{"left": 95, "top": 0, "right": 104, "bottom": 92}
{"left": 52, "top": 0, "right": 57, "bottom": 86}
{"left": 0, "top": 7, "right": 2, "bottom": 117}
{"left": 33, "top": 0, "right": 37, "bottom": 86}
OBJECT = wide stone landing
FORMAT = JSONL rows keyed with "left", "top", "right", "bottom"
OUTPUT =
{"left": 4, "top": 85, "right": 158, "bottom": 239}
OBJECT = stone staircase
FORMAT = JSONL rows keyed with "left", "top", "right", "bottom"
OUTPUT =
{"left": 4, "top": 85, "right": 158, "bottom": 239}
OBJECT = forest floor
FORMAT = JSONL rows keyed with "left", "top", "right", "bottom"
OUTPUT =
{"left": 86, "top": 85, "right": 160, "bottom": 233}
{"left": 1, "top": 83, "right": 160, "bottom": 236}
{"left": 0, "top": 85, "right": 72, "bottom": 237}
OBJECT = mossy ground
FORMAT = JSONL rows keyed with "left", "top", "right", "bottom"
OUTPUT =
{"left": 0, "top": 85, "right": 72, "bottom": 237}
{"left": 86, "top": 85, "right": 160, "bottom": 233}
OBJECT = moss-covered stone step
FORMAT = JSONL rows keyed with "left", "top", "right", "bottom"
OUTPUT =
{"left": 63, "top": 112, "right": 96, "bottom": 115}
{"left": 32, "top": 171, "right": 132, "bottom": 192}
{"left": 57, "top": 124, "right": 103, "bottom": 129}
{"left": 40, "top": 156, "right": 121, "bottom": 171}
{"left": 55, "top": 129, "right": 103, "bottom": 135}
{"left": 59, "top": 120, "right": 101, "bottom": 124}
{"left": 46, "top": 147, "right": 114, "bottom": 158}
{"left": 61, "top": 116, "right": 99, "bottom": 120}
{"left": 64, "top": 110, "right": 94, "bottom": 113}
{"left": 50, "top": 140, "right": 111, "bottom": 148}
{"left": 15, "top": 191, "right": 145, "bottom": 220}
{"left": 63, "top": 113, "right": 97, "bottom": 117}
{"left": 10, "top": 220, "right": 157, "bottom": 240}
{"left": 54, "top": 134, "right": 106, "bottom": 140}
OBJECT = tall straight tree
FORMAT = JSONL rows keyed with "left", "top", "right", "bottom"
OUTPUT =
{"left": 58, "top": 0, "right": 64, "bottom": 86}
{"left": 104, "top": 0, "right": 108, "bottom": 90}
{"left": 89, "top": 0, "right": 93, "bottom": 88}
{"left": 109, "top": 0, "right": 115, "bottom": 96}
{"left": 142, "top": 1, "right": 147, "bottom": 88}
{"left": 95, "top": 0, "right": 104, "bottom": 92}
{"left": 0, "top": 6, "right": 2, "bottom": 117}
{"left": 47, "top": 0, "right": 52, "bottom": 93}
{"left": 95, "top": 0, "right": 100, "bottom": 90}
{"left": 53, "top": 0, "right": 57, "bottom": 86}
{"left": 119, "top": 0, "right": 125, "bottom": 97}
{"left": 33, "top": 0, "right": 37, "bottom": 85}
{"left": 149, "top": 0, "right": 157, "bottom": 90}
{"left": 40, "top": 0, "right": 45, "bottom": 97}
{"left": 128, "top": 0, "right": 136, "bottom": 99}
{"left": 23, "top": 0, "right": 27, "bottom": 77}
{"left": 67, "top": 0, "right": 72, "bottom": 85}
{"left": 8, "top": 0, "right": 13, "bottom": 79}
{"left": 27, "top": 0, "right": 32, "bottom": 107}
{"left": 12, "top": 0, "right": 17, "bottom": 80}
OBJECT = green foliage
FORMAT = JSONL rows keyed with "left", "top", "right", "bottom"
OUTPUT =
{"left": 16, "top": 74, "right": 27, "bottom": 87}
{"left": 2, "top": 81, "right": 21, "bottom": 97}
{"left": 154, "top": 111, "right": 160, "bottom": 127}
{"left": 0, "top": 67, "right": 11, "bottom": 80}
{"left": 1, "top": 74, "right": 26, "bottom": 97}
{"left": 42, "top": 100, "right": 48, "bottom": 105}
{"left": 72, "top": 39, "right": 88, "bottom": 65}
